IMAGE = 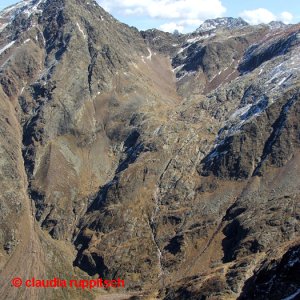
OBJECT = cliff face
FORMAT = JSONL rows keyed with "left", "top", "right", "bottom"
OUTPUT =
{"left": 0, "top": 1, "right": 299, "bottom": 299}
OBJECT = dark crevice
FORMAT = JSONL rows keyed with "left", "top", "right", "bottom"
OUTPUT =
{"left": 87, "top": 43, "right": 97, "bottom": 95}
{"left": 222, "top": 219, "right": 249, "bottom": 263}
{"left": 164, "top": 235, "right": 184, "bottom": 255}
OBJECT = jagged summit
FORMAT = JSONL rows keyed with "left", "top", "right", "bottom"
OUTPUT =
{"left": 195, "top": 17, "right": 248, "bottom": 33}
{"left": 0, "top": 0, "right": 46, "bottom": 30}
{"left": 0, "top": 0, "right": 104, "bottom": 29}
{"left": 268, "top": 20, "right": 287, "bottom": 29}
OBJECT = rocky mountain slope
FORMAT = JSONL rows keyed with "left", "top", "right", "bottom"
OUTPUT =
{"left": 0, "top": 0, "right": 299, "bottom": 299}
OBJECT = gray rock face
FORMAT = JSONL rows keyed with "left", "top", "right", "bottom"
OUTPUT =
{"left": 0, "top": 1, "right": 299, "bottom": 299}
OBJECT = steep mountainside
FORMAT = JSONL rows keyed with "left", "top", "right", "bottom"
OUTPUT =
{"left": 0, "top": 1, "right": 299, "bottom": 299}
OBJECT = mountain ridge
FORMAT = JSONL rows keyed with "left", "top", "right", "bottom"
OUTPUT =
{"left": 195, "top": 17, "right": 249, "bottom": 33}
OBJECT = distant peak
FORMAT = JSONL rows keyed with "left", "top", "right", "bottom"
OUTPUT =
{"left": 195, "top": 17, "right": 248, "bottom": 33}
{"left": 268, "top": 21, "right": 286, "bottom": 29}
{"left": 0, "top": 0, "right": 49, "bottom": 33}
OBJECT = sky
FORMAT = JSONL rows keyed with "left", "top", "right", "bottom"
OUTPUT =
{"left": 1, "top": 0, "right": 300, "bottom": 33}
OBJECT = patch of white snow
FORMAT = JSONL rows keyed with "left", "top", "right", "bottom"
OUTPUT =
{"left": 76, "top": 22, "right": 87, "bottom": 39}
{"left": 0, "top": 40, "right": 15, "bottom": 56}
{"left": 146, "top": 48, "right": 152, "bottom": 60}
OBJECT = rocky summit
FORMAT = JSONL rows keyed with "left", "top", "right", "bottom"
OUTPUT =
{"left": 0, "top": 0, "right": 299, "bottom": 299}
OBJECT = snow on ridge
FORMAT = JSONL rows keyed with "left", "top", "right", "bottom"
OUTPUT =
{"left": 0, "top": 0, "right": 45, "bottom": 36}
{"left": 23, "top": 0, "right": 45, "bottom": 16}
{"left": 186, "top": 36, "right": 203, "bottom": 44}
{"left": 177, "top": 34, "right": 212, "bottom": 55}
{"left": 196, "top": 17, "right": 248, "bottom": 33}
{"left": 186, "top": 34, "right": 210, "bottom": 45}
{"left": 0, "top": 1, "right": 29, "bottom": 16}
{"left": 0, "top": 0, "right": 45, "bottom": 26}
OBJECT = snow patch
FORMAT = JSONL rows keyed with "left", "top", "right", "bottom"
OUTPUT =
{"left": 172, "top": 64, "right": 184, "bottom": 73}
{"left": 23, "top": 0, "right": 44, "bottom": 16}
{"left": 224, "top": 69, "right": 236, "bottom": 81}
{"left": 229, "top": 104, "right": 252, "bottom": 120}
{"left": 176, "top": 71, "right": 196, "bottom": 81}
{"left": 153, "top": 126, "right": 162, "bottom": 135}
{"left": 282, "top": 289, "right": 300, "bottom": 300}
{"left": 177, "top": 44, "right": 190, "bottom": 54}
{"left": 0, "top": 1, "right": 28, "bottom": 16}
{"left": 132, "top": 62, "right": 138, "bottom": 69}
{"left": 0, "top": 23, "right": 9, "bottom": 32}
{"left": 0, "top": 41, "right": 15, "bottom": 56}
{"left": 76, "top": 22, "right": 87, "bottom": 39}
{"left": 152, "top": 36, "right": 161, "bottom": 42}
{"left": 186, "top": 36, "right": 202, "bottom": 43}
{"left": 263, "top": 50, "right": 300, "bottom": 90}
{"left": 278, "top": 77, "right": 287, "bottom": 85}
{"left": 0, "top": 0, "right": 46, "bottom": 32}
{"left": 259, "top": 67, "right": 264, "bottom": 75}
{"left": 240, "top": 97, "right": 268, "bottom": 121}
{"left": 146, "top": 48, "right": 152, "bottom": 60}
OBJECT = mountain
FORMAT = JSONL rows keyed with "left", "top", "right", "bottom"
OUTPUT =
{"left": 268, "top": 20, "right": 286, "bottom": 29}
{"left": 0, "top": 0, "right": 299, "bottom": 299}
{"left": 195, "top": 17, "right": 249, "bottom": 33}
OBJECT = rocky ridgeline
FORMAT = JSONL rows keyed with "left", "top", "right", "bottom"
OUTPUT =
{"left": 0, "top": 1, "right": 299, "bottom": 299}
{"left": 195, "top": 17, "right": 249, "bottom": 33}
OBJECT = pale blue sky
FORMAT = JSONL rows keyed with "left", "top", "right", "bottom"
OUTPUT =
{"left": 1, "top": 0, "right": 299, "bottom": 33}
